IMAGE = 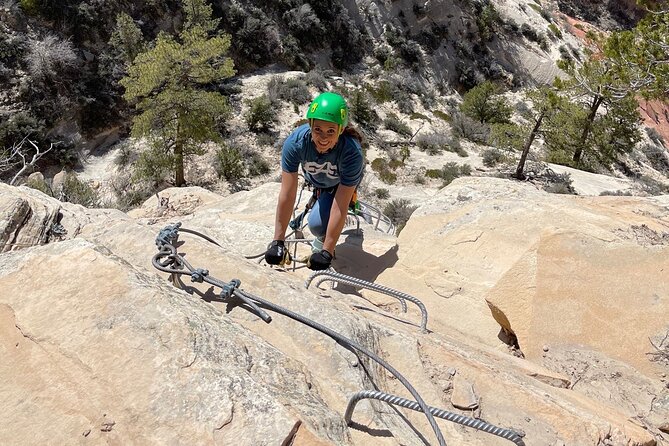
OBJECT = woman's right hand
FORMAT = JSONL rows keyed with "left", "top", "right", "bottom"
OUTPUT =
{"left": 265, "top": 240, "right": 291, "bottom": 266}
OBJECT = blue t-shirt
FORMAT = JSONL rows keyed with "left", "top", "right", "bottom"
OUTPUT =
{"left": 281, "top": 123, "right": 364, "bottom": 189}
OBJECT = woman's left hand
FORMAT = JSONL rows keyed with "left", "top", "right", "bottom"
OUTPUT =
{"left": 308, "top": 249, "right": 333, "bottom": 270}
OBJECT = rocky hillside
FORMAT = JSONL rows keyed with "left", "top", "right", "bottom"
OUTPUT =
{"left": 0, "top": 0, "right": 651, "bottom": 152}
{"left": 1, "top": 177, "right": 668, "bottom": 445}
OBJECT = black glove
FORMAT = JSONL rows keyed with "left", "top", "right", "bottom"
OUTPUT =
{"left": 308, "top": 249, "right": 333, "bottom": 271}
{"left": 265, "top": 240, "right": 291, "bottom": 266}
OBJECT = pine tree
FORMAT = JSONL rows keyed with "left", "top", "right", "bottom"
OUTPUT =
{"left": 605, "top": 5, "right": 669, "bottom": 98}
{"left": 514, "top": 87, "right": 564, "bottom": 179}
{"left": 460, "top": 81, "right": 512, "bottom": 124}
{"left": 120, "top": 0, "right": 234, "bottom": 186}
{"left": 555, "top": 31, "right": 643, "bottom": 166}
{"left": 109, "top": 13, "right": 145, "bottom": 64}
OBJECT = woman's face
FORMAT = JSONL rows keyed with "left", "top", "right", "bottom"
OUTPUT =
{"left": 310, "top": 119, "right": 340, "bottom": 153}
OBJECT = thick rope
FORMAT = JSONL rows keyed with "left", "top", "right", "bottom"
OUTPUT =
{"left": 345, "top": 390, "right": 526, "bottom": 446}
{"left": 306, "top": 270, "right": 428, "bottom": 333}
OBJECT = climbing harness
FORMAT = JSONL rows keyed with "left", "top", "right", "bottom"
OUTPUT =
{"left": 152, "top": 223, "right": 526, "bottom": 446}
{"left": 290, "top": 179, "right": 396, "bottom": 236}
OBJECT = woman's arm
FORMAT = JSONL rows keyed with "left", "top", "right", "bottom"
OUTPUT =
{"left": 323, "top": 184, "right": 356, "bottom": 254}
{"left": 273, "top": 171, "right": 299, "bottom": 241}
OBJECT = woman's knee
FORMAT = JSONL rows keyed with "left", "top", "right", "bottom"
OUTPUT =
{"left": 308, "top": 212, "right": 327, "bottom": 237}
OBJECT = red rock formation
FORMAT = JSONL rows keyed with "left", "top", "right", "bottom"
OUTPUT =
{"left": 639, "top": 99, "right": 669, "bottom": 144}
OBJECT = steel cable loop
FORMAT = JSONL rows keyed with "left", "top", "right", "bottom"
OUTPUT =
{"left": 152, "top": 247, "right": 273, "bottom": 322}
{"left": 313, "top": 276, "right": 408, "bottom": 313}
{"left": 345, "top": 390, "right": 526, "bottom": 446}
{"left": 178, "top": 228, "right": 223, "bottom": 247}
{"left": 232, "top": 288, "right": 447, "bottom": 446}
{"left": 307, "top": 270, "right": 428, "bottom": 333}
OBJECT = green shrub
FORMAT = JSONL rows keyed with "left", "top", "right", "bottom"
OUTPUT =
{"left": 384, "top": 198, "right": 418, "bottom": 235}
{"left": 599, "top": 190, "right": 633, "bottom": 196}
{"left": 109, "top": 174, "right": 155, "bottom": 211}
{"left": 379, "top": 169, "right": 397, "bottom": 184}
{"left": 476, "top": 4, "right": 501, "bottom": 41}
{"left": 441, "top": 162, "right": 462, "bottom": 185}
{"left": 384, "top": 112, "right": 412, "bottom": 137}
{"left": 245, "top": 95, "right": 278, "bottom": 133}
{"left": 542, "top": 171, "right": 576, "bottom": 194}
{"left": 414, "top": 174, "right": 426, "bottom": 185}
{"left": 279, "top": 35, "right": 311, "bottom": 71}
{"left": 433, "top": 110, "right": 451, "bottom": 122}
{"left": 645, "top": 127, "right": 665, "bottom": 147}
{"left": 0, "top": 111, "right": 45, "bottom": 149}
{"left": 399, "top": 145, "right": 411, "bottom": 162}
{"left": 349, "top": 88, "right": 380, "bottom": 131}
{"left": 371, "top": 158, "right": 387, "bottom": 172}
{"left": 490, "top": 122, "right": 525, "bottom": 153}
{"left": 304, "top": 68, "right": 328, "bottom": 90}
{"left": 450, "top": 112, "right": 490, "bottom": 143}
{"left": 482, "top": 148, "right": 507, "bottom": 167}
{"left": 24, "top": 176, "right": 51, "bottom": 195}
{"left": 216, "top": 144, "right": 245, "bottom": 181}
{"left": 425, "top": 162, "right": 471, "bottom": 186}
{"left": 548, "top": 23, "right": 562, "bottom": 39}
{"left": 416, "top": 132, "right": 450, "bottom": 155}
{"left": 247, "top": 151, "right": 271, "bottom": 176}
{"left": 638, "top": 175, "right": 669, "bottom": 195}
{"left": 374, "top": 45, "right": 393, "bottom": 66}
{"left": 256, "top": 133, "right": 275, "bottom": 147}
{"left": 425, "top": 169, "right": 442, "bottom": 179}
{"left": 374, "top": 188, "right": 390, "bottom": 199}
{"left": 19, "top": 0, "right": 39, "bottom": 15}
{"left": 368, "top": 80, "right": 394, "bottom": 103}
{"left": 62, "top": 174, "right": 99, "bottom": 207}
{"left": 521, "top": 23, "right": 543, "bottom": 43}
{"left": 114, "top": 142, "right": 135, "bottom": 167}
{"left": 641, "top": 144, "right": 669, "bottom": 174}
{"left": 388, "top": 159, "right": 404, "bottom": 169}
{"left": 449, "top": 137, "right": 467, "bottom": 157}
{"left": 267, "top": 76, "right": 311, "bottom": 106}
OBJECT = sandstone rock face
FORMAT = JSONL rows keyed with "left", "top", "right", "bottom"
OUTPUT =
{"left": 0, "top": 183, "right": 127, "bottom": 253}
{"left": 0, "top": 181, "right": 666, "bottom": 445}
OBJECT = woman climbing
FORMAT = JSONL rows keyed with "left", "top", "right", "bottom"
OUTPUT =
{"left": 265, "top": 92, "right": 364, "bottom": 271}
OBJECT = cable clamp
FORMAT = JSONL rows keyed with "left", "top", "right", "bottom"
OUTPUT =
{"left": 155, "top": 222, "right": 182, "bottom": 247}
{"left": 220, "top": 279, "right": 241, "bottom": 299}
{"left": 190, "top": 268, "right": 209, "bottom": 282}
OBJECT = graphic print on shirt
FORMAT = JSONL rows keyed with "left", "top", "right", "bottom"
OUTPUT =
{"left": 303, "top": 161, "right": 338, "bottom": 179}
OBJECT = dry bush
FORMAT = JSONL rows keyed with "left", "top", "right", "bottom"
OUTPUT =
{"left": 26, "top": 34, "right": 77, "bottom": 81}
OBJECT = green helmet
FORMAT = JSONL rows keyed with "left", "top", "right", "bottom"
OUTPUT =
{"left": 306, "top": 92, "right": 348, "bottom": 128}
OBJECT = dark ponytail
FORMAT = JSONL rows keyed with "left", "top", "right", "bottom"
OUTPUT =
{"left": 342, "top": 125, "right": 364, "bottom": 144}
